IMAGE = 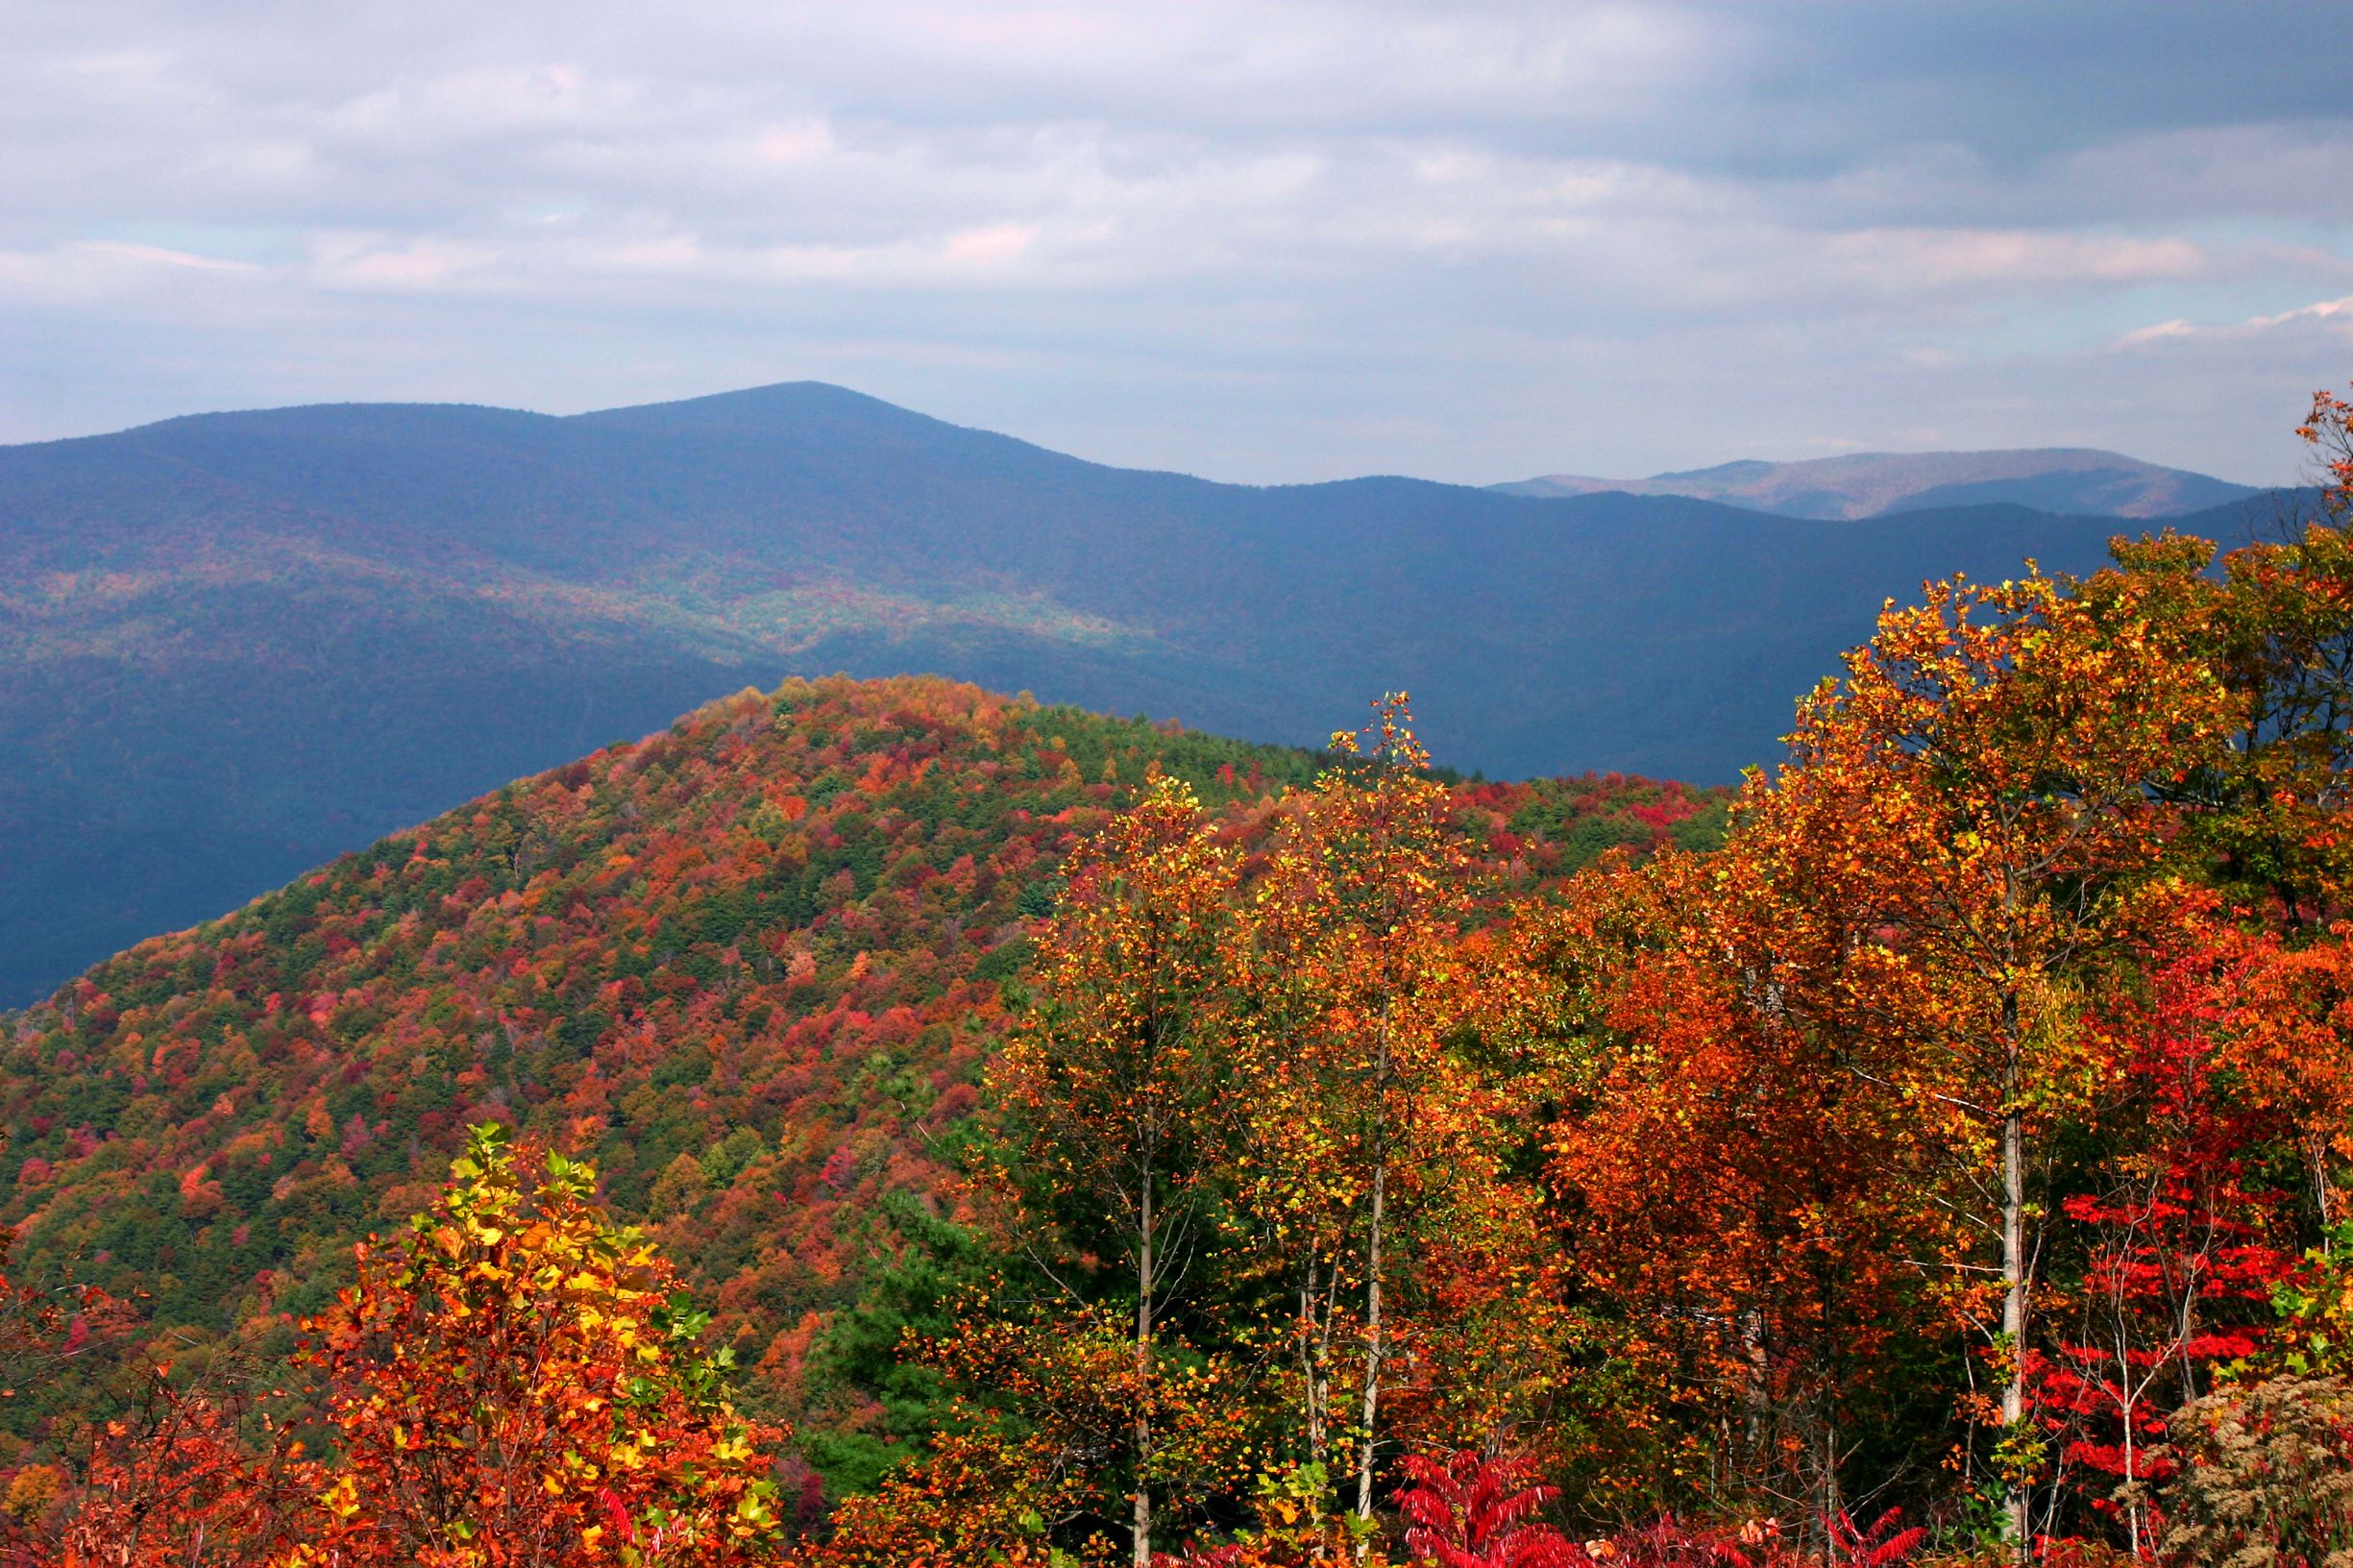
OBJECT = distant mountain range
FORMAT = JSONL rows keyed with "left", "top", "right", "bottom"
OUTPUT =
{"left": 0, "top": 382, "right": 2299, "bottom": 1004}
{"left": 1492, "top": 448, "right": 2257, "bottom": 520}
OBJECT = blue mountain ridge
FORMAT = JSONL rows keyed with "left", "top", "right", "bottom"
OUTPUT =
{"left": 0, "top": 381, "right": 2308, "bottom": 1003}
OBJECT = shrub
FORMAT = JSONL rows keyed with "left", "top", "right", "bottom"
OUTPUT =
{"left": 2158, "top": 1375, "right": 2353, "bottom": 1567}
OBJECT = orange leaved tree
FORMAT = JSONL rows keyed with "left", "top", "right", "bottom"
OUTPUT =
{"left": 1236, "top": 696, "right": 1501, "bottom": 1538}
{"left": 61, "top": 1362, "right": 318, "bottom": 1568}
{"left": 1535, "top": 843, "right": 1935, "bottom": 1533}
{"left": 984, "top": 774, "right": 1252, "bottom": 1566}
{"left": 285, "top": 1122, "right": 784, "bottom": 1566}
{"left": 1738, "top": 569, "right": 2238, "bottom": 1554}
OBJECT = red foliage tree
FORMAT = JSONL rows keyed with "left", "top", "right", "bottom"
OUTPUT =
{"left": 1394, "top": 1451, "right": 1583, "bottom": 1568}
{"left": 61, "top": 1365, "right": 316, "bottom": 1568}
{"left": 2028, "top": 931, "right": 2297, "bottom": 1552}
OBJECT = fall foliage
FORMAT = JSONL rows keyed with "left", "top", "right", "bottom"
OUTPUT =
{"left": 17, "top": 393, "right": 2353, "bottom": 1564}
{"left": 58, "top": 1124, "right": 783, "bottom": 1566}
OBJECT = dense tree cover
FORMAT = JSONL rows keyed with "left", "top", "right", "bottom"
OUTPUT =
{"left": 1512, "top": 463, "right": 2353, "bottom": 1561}
{"left": 0, "top": 674, "right": 1720, "bottom": 1532}
{"left": 790, "top": 394, "right": 2353, "bottom": 1564}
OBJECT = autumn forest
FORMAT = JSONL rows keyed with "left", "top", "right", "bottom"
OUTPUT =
{"left": 13, "top": 393, "right": 2353, "bottom": 1567}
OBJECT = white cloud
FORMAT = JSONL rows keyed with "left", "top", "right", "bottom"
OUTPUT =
{"left": 2116, "top": 295, "right": 2353, "bottom": 350}
{"left": 81, "top": 241, "right": 258, "bottom": 274}
{"left": 2253, "top": 296, "right": 2353, "bottom": 331}
{"left": 0, "top": 239, "right": 261, "bottom": 305}
{"left": 2115, "top": 319, "right": 2196, "bottom": 349}
{"left": 0, "top": 0, "right": 2347, "bottom": 482}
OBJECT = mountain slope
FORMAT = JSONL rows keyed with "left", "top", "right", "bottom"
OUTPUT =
{"left": 0, "top": 382, "right": 2251, "bottom": 1002}
{"left": 0, "top": 674, "right": 1725, "bottom": 1459}
{"left": 1493, "top": 447, "right": 2257, "bottom": 519}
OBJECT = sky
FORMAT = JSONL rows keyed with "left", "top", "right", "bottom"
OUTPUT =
{"left": 5, "top": 1, "right": 2351, "bottom": 486}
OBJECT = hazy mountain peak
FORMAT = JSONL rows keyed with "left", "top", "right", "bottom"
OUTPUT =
{"left": 572, "top": 379, "right": 933, "bottom": 431}
{"left": 1494, "top": 446, "right": 2259, "bottom": 520}
{"left": 1649, "top": 458, "right": 1779, "bottom": 483}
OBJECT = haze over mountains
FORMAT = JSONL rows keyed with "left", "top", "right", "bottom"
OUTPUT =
{"left": 1494, "top": 448, "right": 2257, "bottom": 520}
{"left": 0, "top": 380, "right": 2297, "bottom": 1004}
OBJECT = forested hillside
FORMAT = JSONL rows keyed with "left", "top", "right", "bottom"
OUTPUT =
{"left": 0, "top": 380, "right": 2233, "bottom": 1004}
{"left": 0, "top": 675, "right": 1720, "bottom": 1489}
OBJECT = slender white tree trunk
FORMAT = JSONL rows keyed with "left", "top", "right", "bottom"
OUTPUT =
{"left": 1302, "top": 1262, "right": 1329, "bottom": 1465}
{"left": 1134, "top": 1176, "right": 1154, "bottom": 1568}
{"left": 2000, "top": 1081, "right": 2029, "bottom": 1562}
{"left": 1354, "top": 1017, "right": 1394, "bottom": 1547}
{"left": 1353, "top": 1152, "right": 1386, "bottom": 1539}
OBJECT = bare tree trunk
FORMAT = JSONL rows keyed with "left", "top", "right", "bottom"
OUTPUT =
{"left": 1302, "top": 1262, "right": 1329, "bottom": 1465}
{"left": 2000, "top": 1082, "right": 2030, "bottom": 1563}
{"left": 1134, "top": 1176, "right": 1154, "bottom": 1568}
{"left": 1352, "top": 1004, "right": 1396, "bottom": 1552}
{"left": 1821, "top": 1415, "right": 1844, "bottom": 1566}
{"left": 2121, "top": 1391, "right": 2142, "bottom": 1559}
{"left": 1740, "top": 1307, "right": 1770, "bottom": 1463}
{"left": 1353, "top": 1152, "right": 1386, "bottom": 1541}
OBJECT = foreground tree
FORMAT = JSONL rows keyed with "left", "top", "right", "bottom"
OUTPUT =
{"left": 61, "top": 1365, "right": 317, "bottom": 1568}
{"left": 983, "top": 776, "right": 1251, "bottom": 1566}
{"left": 839, "top": 701, "right": 1555, "bottom": 1564}
{"left": 2159, "top": 1376, "right": 2353, "bottom": 1567}
{"left": 1534, "top": 846, "right": 1935, "bottom": 1534}
{"left": 1237, "top": 698, "right": 1506, "bottom": 1537}
{"left": 1735, "top": 568, "right": 2239, "bottom": 1552}
{"left": 5, "top": 1224, "right": 278, "bottom": 1568}
{"left": 2092, "top": 390, "right": 2353, "bottom": 927}
{"left": 65, "top": 1125, "right": 785, "bottom": 1567}
{"left": 284, "top": 1123, "right": 784, "bottom": 1565}
{"left": 2028, "top": 929, "right": 2295, "bottom": 1552}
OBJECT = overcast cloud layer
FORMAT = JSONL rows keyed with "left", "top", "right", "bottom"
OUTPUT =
{"left": 5, "top": 1, "right": 2352, "bottom": 484}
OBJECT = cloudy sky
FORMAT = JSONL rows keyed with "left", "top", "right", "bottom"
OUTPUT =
{"left": 6, "top": 1, "right": 2351, "bottom": 484}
